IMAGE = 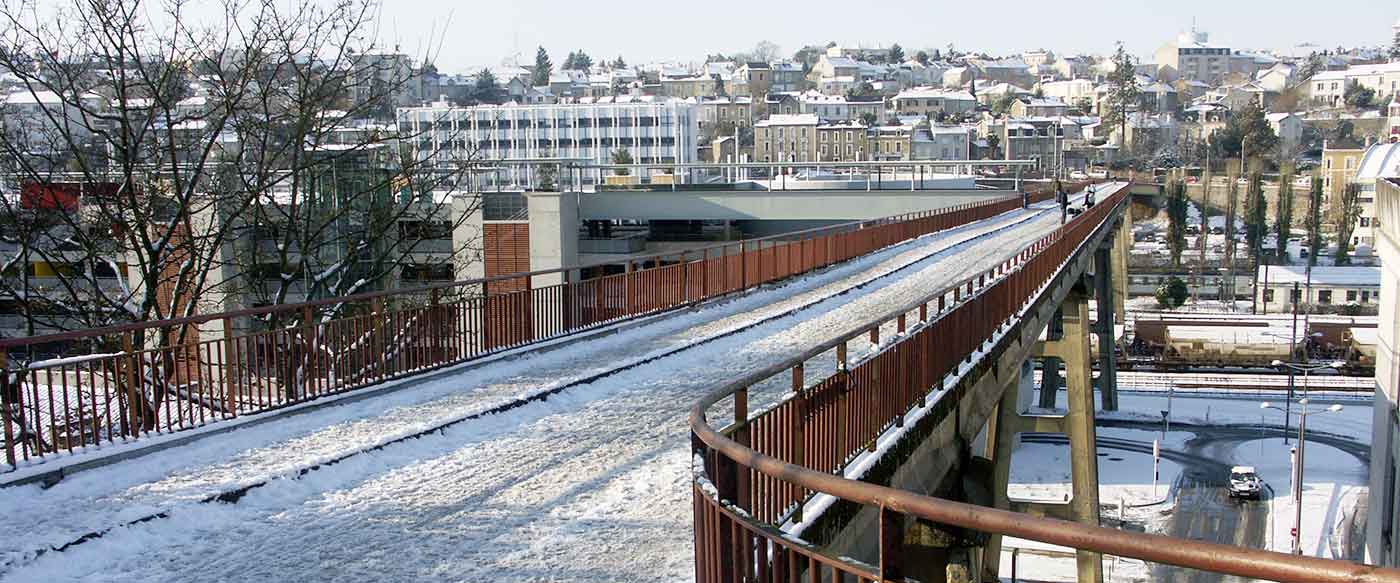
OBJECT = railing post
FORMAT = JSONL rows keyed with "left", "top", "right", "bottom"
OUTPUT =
{"left": 562, "top": 270, "right": 575, "bottom": 331}
{"left": 429, "top": 289, "right": 443, "bottom": 365}
{"left": 733, "top": 386, "right": 750, "bottom": 512}
{"left": 221, "top": 317, "right": 237, "bottom": 416}
{"left": 301, "top": 305, "right": 316, "bottom": 397}
{"left": 869, "top": 326, "right": 880, "bottom": 346}
{"left": 700, "top": 247, "right": 709, "bottom": 301}
{"left": 837, "top": 340, "right": 848, "bottom": 371}
{"left": 371, "top": 297, "right": 385, "bottom": 379}
{"left": 0, "top": 351, "right": 15, "bottom": 468}
{"left": 680, "top": 251, "right": 689, "bottom": 305}
{"left": 792, "top": 370, "right": 806, "bottom": 523}
{"left": 624, "top": 260, "right": 635, "bottom": 315}
{"left": 879, "top": 504, "right": 904, "bottom": 582}
{"left": 897, "top": 314, "right": 906, "bottom": 334}
{"left": 122, "top": 331, "right": 140, "bottom": 437}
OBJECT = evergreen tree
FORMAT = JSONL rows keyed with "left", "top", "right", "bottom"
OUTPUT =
{"left": 473, "top": 69, "right": 503, "bottom": 104}
{"left": 570, "top": 50, "right": 592, "bottom": 70}
{"left": 914, "top": 51, "right": 930, "bottom": 66}
{"left": 562, "top": 51, "right": 577, "bottom": 70}
{"left": 1166, "top": 179, "right": 1189, "bottom": 267}
{"left": 1244, "top": 171, "right": 1268, "bottom": 263}
{"left": 930, "top": 48, "right": 942, "bottom": 61}
{"left": 612, "top": 56, "right": 626, "bottom": 69}
{"left": 1103, "top": 43, "right": 1140, "bottom": 145}
{"left": 1392, "top": 28, "right": 1400, "bottom": 62}
{"left": 1209, "top": 99, "right": 1278, "bottom": 160}
{"left": 532, "top": 46, "right": 552, "bottom": 86}
{"left": 889, "top": 44, "right": 905, "bottom": 63}
{"left": 1275, "top": 171, "right": 1295, "bottom": 262}
{"left": 1305, "top": 175, "right": 1324, "bottom": 266}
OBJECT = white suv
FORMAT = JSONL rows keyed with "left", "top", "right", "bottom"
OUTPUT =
{"left": 1227, "top": 466, "right": 1262, "bottom": 500}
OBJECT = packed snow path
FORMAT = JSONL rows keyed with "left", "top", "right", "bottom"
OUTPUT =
{"left": 1, "top": 188, "right": 1107, "bottom": 582}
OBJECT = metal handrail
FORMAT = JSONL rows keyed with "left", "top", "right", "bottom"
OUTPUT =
{"left": 0, "top": 195, "right": 1018, "bottom": 350}
{"left": 688, "top": 189, "right": 1400, "bottom": 583}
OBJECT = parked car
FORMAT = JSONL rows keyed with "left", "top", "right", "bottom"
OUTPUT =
{"left": 1069, "top": 171, "right": 1088, "bottom": 180}
{"left": 1227, "top": 466, "right": 1262, "bottom": 499}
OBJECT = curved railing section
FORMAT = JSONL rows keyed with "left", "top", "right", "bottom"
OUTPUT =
{"left": 689, "top": 187, "right": 1400, "bottom": 583}
{"left": 0, "top": 180, "right": 1095, "bottom": 471}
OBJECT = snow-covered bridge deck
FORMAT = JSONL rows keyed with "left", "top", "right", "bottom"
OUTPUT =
{"left": 0, "top": 187, "right": 1110, "bottom": 582}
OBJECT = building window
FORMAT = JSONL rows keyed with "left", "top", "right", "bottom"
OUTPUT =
{"left": 1290, "top": 287, "right": 1302, "bottom": 303}
{"left": 1347, "top": 290, "right": 1358, "bottom": 302}
{"left": 1318, "top": 290, "right": 1333, "bottom": 304}
{"left": 1264, "top": 289, "right": 1275, "bottom": 303}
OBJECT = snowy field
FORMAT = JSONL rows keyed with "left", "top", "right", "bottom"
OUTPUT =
{"left": 0, "top": 189, "right": 1108, "bottom": 582}
{"left": 1000, "top": 391, "right": 1372, "bottom": 582}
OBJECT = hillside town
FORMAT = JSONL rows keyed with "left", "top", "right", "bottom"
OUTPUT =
{"left": 6, "top": 2, "right": 1400, "bottom": 582}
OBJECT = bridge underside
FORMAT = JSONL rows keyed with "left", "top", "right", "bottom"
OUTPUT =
{"left": 812, "top": 205, "right": 1130, "bottom": 582}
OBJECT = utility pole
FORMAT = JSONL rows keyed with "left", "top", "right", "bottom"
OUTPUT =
{"left": 1286, "top": 281, "right": 1299, "bottom": 443}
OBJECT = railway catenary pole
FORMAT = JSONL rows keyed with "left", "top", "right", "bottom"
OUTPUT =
{"left": 1286, "top": 281, "right": 1299, "bottom": 444}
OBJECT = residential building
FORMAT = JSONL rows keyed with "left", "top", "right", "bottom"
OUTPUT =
{"left": 1021, "top": 50, "right": 1055, "bottom": 68}
{"left": 1390, "top": 97, "right": 1400, "bottom": 142}
{"left": 1323, "top": 138, "right": 1368, "bottom": 223}
{"left": 798, "top": 92, "right": 885, "bottom": 124}
{"left": 890, "top": 88, "right": 977, "bottom": 118}
{"left": 731, "top": 62, "right": 770, "bottom": 98}
{"left": 1266, "top": 112, "right": 1305, "bottom": 156}
{"left": 770, "top": 62, "right": 805, "bottom": 93}
{"left": 765, "top": 92, "right": 802, "bottom": 116}
{"left": 1255, "top": 63, "right": 1297, "bottom": 93}
{"left": 811, "top": 55, "right": 861, "bottom": 80}
{"left": 943, "top": 67, "right": 974, "bottom": 88}
{"left": 1311, "top": 70, "right": 1350, "bottom": 108}
{"left": 1011, "top": 97, "right": 1069, "bottom": 118}
{"left": 815, "top": 120, "right": 869, "bottom": 162}
{"left": 754, "top": 113, "right": 818, "bottom": 162}
{"left": 1155, "top": 28, "right": 1233, "bottom": 84}
{"left": 921, "top": 125, "right": 973, "bottom": 160}
{"left": 1039, "top": 79, "right": 1097, "bottom": 109}
{"left": 661, "top": 73, "right": 726, "bottom": 99}
{"left": 967, "top": 58, "right": 1035, "bottom": 88}
{"left": 1253, "top": 266, "right": 1380, "bottom": 312}
{"left": 696, "top": 96, "right": 754, "bottom": 134}
{"left": 396, "top": 96, "right": 700, "bottom": 186}
{"left": 1119, "top": 112, "right": 1178, "bottom": 153}
{"left": 994, "top": 116, "right": 1066, "bottom": 170}
{"left": 1367, "top": 174, "right": 1400, "bottom": 567}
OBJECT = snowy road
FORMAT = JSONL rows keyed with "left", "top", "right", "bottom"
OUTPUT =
{"left": 2, "top": 188, "right": 1106, "bottom": 582}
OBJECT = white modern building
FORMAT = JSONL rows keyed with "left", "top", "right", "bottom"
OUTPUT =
{"left": 397, "top": 96, "right": 699, "bottom": 187}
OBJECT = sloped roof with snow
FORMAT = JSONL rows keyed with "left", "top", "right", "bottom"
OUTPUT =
{"left": 1260, "top": 265, "right": 1380, "bottom": 286}
{"left": 1356, "top": 143, "right": 1400, "bottom": 180}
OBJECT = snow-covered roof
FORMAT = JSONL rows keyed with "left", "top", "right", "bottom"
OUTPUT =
{"left": 1167, "top": 325, "right": 1293, "bottom": 345}
{"left": 755, "top": 113, "right": 818, "bottom": 127}
{"left": 1356, "top": 143, "right": 1400, "bottom": 181}
{"left": 1260, "top": 265, "right": 1380, "bottom": 287}
{"left": 893, "top": 88, "right": 975, "bottom": 101}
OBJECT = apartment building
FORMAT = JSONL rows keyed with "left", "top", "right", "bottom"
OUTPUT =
{"left": 798, "top": 92, "right": 886, "bottom": 124}
{"left": 695, "top": 96, "right": 754, "bottom": 132}
{"left": 754, "top": 113, "right": 818, "bottom": 162}
{"left": 1011, "top": 97, "right": 1069, "bottom": 118}
{"left": 1155, "top": 28, "right": 1232, "bottom": 84}
{"left": 1323, "top": 138, "right": 1367, "bottom": 224}
{"left": 396, "top": 96, "right": 700, "bottom": 186}
{"left": 815, "top": 120, "right": 869, "bottom": 162}
{"left": 890, "top": 88, "right": 977, "bottom": 118}
{"left": 1367, "top": 173, "right": 1400, "bottom": 567}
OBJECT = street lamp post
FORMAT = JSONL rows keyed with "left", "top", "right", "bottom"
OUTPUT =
{"left": 1261, "top": 398, "right": 1345, "bottom": 555}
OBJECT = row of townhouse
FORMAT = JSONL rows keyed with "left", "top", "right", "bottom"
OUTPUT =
{"left": 752, "top": 114, "right": 971, "bottom": 164}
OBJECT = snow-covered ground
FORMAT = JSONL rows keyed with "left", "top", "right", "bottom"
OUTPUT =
{"left": 1000, "top": 391, "right": 1372, "bottom": 582}
{"left": 0, "top": 189, "right": 1110, "bottom": 582}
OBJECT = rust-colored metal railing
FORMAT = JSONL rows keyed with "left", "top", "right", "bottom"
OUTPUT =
{"left": 689, "top": 186, "right": 1400, "bottom": 583}
{"left": 0, "top": 189, "right": 1039, "bottom": 472}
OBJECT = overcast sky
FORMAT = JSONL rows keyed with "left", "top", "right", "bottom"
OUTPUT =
{"left": 72, "top": 0, "right": 1398, "bottom": 73}
{"left": 361, "top": 0, "right": 1394, "bottom": 72}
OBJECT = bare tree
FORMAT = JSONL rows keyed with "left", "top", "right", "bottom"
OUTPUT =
{"left": 1333, "top": 182, "right": 1363, "bottom": 265}
{"left": 0, "top": 0, "right": 475, "bottom": 433}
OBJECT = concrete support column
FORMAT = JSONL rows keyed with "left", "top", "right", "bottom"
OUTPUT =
{"left": 1059, "top": 290, "right": 1104, "bottom": 583}
{"left": 1113, "top": 217, "right": 1129, "bottom": 322}
{"left": 1094, "top": 248, "right": 1119, "bottom": 412}
{"left": 525, "top": 191, "right": 580, "bottom": 289}
{"left": 981, "top": 359, "right": 1035, "bottom": 581}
